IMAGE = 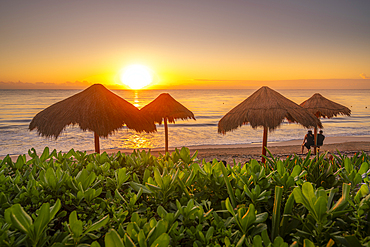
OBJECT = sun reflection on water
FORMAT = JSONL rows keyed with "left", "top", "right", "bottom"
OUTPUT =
{"left": 123, "top": 133, "right": 154, "bottom": 149}
{"left": 133, "top": 91, "right": 140, "bottom": 108}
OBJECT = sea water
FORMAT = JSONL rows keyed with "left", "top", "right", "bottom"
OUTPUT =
{"left": 1, "top": 88, "right": 369, "bottom": 156}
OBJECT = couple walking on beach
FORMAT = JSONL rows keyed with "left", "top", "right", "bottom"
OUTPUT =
{"left": 301, "top": 130, "right": 325, "bottom": 154}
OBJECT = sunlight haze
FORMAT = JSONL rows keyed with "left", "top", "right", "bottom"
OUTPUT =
{"left": 0, "top": 0, "right": 369, "bottom": 89}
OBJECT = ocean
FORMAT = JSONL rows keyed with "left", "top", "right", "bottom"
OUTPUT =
{"left": 1, "top": 88, "right": 369, "bottom": 156}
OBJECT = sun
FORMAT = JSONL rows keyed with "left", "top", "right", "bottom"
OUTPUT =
{"left": 120, "top": 64, "right": 153, "bottom": 89}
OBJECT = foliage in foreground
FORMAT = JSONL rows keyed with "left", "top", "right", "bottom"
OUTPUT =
{"left": 1, "top": 147, "right": 370, "bottom": 246}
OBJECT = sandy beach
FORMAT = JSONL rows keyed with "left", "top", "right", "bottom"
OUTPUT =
{"left": 2, "top": 136, "right": 370, "bottom": 163}
{"left": 101, "top": 135, "right": 370, "bottom": 164}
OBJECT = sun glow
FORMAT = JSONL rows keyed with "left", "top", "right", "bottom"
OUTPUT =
{"left": 120, "top": 64, "right": 153, "bottom": 89}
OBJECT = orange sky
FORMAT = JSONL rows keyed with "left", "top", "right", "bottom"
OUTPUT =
{"left": 0, "top": 0, "right": 369, "bottom": 90}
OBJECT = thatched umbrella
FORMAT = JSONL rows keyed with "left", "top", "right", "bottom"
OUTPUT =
{"left": 300, "top": 93, "right": 351, "bottom": 154}
{"left": 218, "top": 86, "right": 322, "bottom": 163}
{"left": 140, "top": 93, "right": 195, "bottom": 153}
{"left": 29, "top": 84, "right": 156, "bottom": 153}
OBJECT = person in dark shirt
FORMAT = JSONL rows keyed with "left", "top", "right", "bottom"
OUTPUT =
{"left": 301, "top": 130, "right": 314, "bottom": 154}
{"left": 317, "top": 130, "right": 325, "bottom": 152}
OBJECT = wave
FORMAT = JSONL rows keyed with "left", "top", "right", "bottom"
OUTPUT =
{"left": 194, "top": 115, "right": 224, "bottom": 119}
{"left": 1, "top": 119, "right": 32, "bottom": 123}
{"left": 0, "top": 124, "right": 29, "bottom": 129}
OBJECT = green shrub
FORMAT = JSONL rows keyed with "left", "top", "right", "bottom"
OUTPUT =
{"left": 0, "top": 147, "right": 370, "bottom": 246}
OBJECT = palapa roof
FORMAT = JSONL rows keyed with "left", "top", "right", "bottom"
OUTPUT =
{"left": 29, "top": 84, "right": 156, "bottom": 138}
{"left": 140, "top": 93, "right": 195, "bottom": 124}
{"left": 218, "top": 86, "right": 322, "bottom": 134}
{"left": 300, "top": 93, "right": 351, "bottom": 118}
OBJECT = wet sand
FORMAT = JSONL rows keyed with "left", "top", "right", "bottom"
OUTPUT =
{"left": 2, "top": 136, "right": 370, "bottom": 163}
{"left": 101, "top": 136, "right": 370, "bottom": 164}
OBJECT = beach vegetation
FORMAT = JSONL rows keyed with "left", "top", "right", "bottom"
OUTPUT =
{"left": 1, "top": 147, "right": 370, "bottom": 246}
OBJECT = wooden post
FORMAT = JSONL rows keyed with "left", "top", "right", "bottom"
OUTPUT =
{"left": 164, "top": 117, "right": 169, "bottom": 153}
{"left": 94, "top": 132, "right": 100, "bottom": 153}
{"left": 262, "top": 126, "right": 268, "bottom": 163}
{"left": 314, "top": 127, "right": 317, "bottom": 155}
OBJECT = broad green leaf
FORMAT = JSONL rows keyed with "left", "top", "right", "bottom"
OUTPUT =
{"left": 154, "top": 169, "right": 163, "bottom": 187}
{"left": 277, "top": 161, "right": 284, "bottom": 176}
{"left": 261, "top": 229, "right": 271, "bottom": 246}
{"left": 290, "top": 241, "right": 299, "bottom": 247}
{"left": 176, "top": 176, "right": 191, "bottom": 199}
{"left": 146, "top": 183, "right": 161, "bottom": 191}
{"left": 148, "top": 220, "right": 167, "bottom": 245}
{"left": 85, "top": 215, "right": 109, "bottom": 234}
{"left": 205, "top": 226, "right": 214, "bottom": 242}
{"left": 252, "top": 235, "right": 263, "bottom": 247}
{"left": 40, "top": 147, "right": 50, "bottom": 162}
{"left": 280, "top": 192, "right": 295, "bottom": 234}
{"left": 69, "top": 211, "right": 83, "bottom": 237}
{"left": 5, "top": 204, "right": 32, "bottom": 234}
{"left": 91, "top": 241, "right": 101, "bottom": 247}
{"left": 272, "top": 186, "right": 283, "bottom": 240}
{"left": 221, "top": 164, "right": 237, "bottom": 208}
{"left": 69, "top": 211, "right": 78, "bottom": 226}
{"left": 293, "top": 185, "right": 316, "bottom": 218}
{"left": 344, "top": 158, "right": 352, "bottom": 173}
{"left": 344, "top": 235, "right": 363, "bottom": 246}
{"left": 240, "top": 204, "right": 256, "bottom": 233}
{"left": 302, "top": 182, "right": 316, "bottom": 209}
{"left": 255, "top": 212, "right": 268, "bottom": 223}
{"left": 143, "top": 169, "right": 151, "bottom": 183}
{"left": 354, "top": 173, "right": 362, "bottom": 186}
{"left": 15, "top": 155, "right": 26, "bottom": 169}
{"left": 45, "top": 168, "right": 57, "bottom": 190}
{"left": 303, "top": 239, "right": 316, "bottom": 247}
{"left": 329, "top": 183, "right": 350, "bottom": 213}
{"left": 130, "top": 181, "right": 153, "bottom": 194}
{"left": 33, "top": 203, "right": 51, "bottom": 241}
{"left": 105, "top": 229, "right": 124, "bottom": 247}
{"left": 355, "top": 184, "right": 369, "bottom": 203}
{"left": 273, "top": 236, "right": 288, "bottom": 247}
{"left": 157, "top": 206, "right": 168, "bottom": 219}
{"left": 124, "top": 233, "right": 137, "bottom": 247}
{"left": 291, "top": 165, "right": 301, "bottom": 178}
{"left": 314, "top": 196, "right": 327, "bottom": 223}
{"left": 150, "top": 233, "right": 170, "bottom": 247}
{"left": 224, "top": 237, "right": 231, "bottom": 246}
{"left": 236, "top": 234, "right": 246, "bottom": 247}
{"left": 225, "top": 198, "right": 235, "bottom": 216}
{"left": 327, "top": 188, "right": 337, "bottom": 211}
{"left": 251, "top": 223, "right": 267, "bottom": 237}
{"left": 138, "top": 229, "right": 147, "bottom": 247}
{"left": 84, "top": 188, "right": 96, "bottom": 203}
{"left": 198, "top": 231, "right": 205, "bottom": 242}
{"left": 358, "top": 162, "right": 369, "bottom": 175}
{"left": 117, "top": 168, "right": 129, "bottom": 186}
{"left": 115, "top": 189, "right": 128, "bottom": 204}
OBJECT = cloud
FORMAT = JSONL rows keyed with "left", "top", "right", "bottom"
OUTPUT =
{"left": 360, "top": 73, "right": 370, "bottom": 79}
{"left": 0, "top": 81, "right": 93, "bottom": 89}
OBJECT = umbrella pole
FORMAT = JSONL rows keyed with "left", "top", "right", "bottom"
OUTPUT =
{"left": 262, "top": 126, "right": 268, "bottom": 163}
{"left": 94, "top": 132, "right": 100, "bottom": 153}
{"left": 314, "top": 127, "right": 317, "bottom": 155}
{"left": 164, "top": 117, "right": 169, "bottom": 153}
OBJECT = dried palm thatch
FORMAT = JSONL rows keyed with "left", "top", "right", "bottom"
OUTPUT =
{"left": 140, "top": 93, "right": 195, "bottom": 152}
{"left": 140, "top": 93, "right": 195, "bottom": 124}
{"left": 218, "top": 86, "right": 322, "bottom": 162}
{"left": 218, "top": 86, "right": 322, "bottom": 133}
{"left": 29, "top": 84, "right": 156, "bottom": 153}
{"left": 300, "top": 93, "right": 351, "bottom": 154}
{"left": 300, "top": 93, "right": 351, "bottom": 118}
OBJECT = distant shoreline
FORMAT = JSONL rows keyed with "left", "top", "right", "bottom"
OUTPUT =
{"left": 2, "top": 135, "right": 370, "bottom": 163}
